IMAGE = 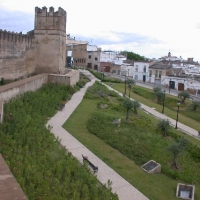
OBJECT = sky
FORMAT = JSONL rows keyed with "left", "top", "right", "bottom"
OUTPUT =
{"left": 1, "top": 0, "right": 200, "bottom": 61}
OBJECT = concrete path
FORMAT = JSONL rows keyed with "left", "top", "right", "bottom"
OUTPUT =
{"left": 47, "top": 72, "right": 148, "bottom": 200}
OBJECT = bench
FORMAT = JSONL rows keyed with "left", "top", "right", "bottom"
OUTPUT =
{"left": 82, "top": 155, "right": 98, "bottom": 173}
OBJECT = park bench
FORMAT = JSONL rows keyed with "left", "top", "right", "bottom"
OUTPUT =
{"left": 58, "top": 103, "right": 65, "bottom": 111}
{"left": 82, "top": 155, "right": 98, "bottom": 173}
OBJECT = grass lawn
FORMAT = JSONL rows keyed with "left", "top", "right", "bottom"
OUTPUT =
{"left": 108, "top": 82, "right": 200, "bottom": 131}
{"left": 63, "top": 82, "right": 200, "bottom": 200}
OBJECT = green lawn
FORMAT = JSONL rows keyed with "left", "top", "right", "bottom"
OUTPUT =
{"left": 63, "top": 82, "right": 200, "bottom": 200}
{"left": 109, "top": 82, "right": 200, "bottom": 131}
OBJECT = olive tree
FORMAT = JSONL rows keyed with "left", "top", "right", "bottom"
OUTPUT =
{"left": 178, "top": 91, "right": 190, "bottom": 103}
{"left": 166, "top": 138, "right": 188, "bottom": 169}
{"left": 123, "top": 97, "right": 134, "bottom": 120}
{"left": 157, "top": 119, "right": 171, "bottom": 137}
{"left": 192, "top": 101, "right": 200, "bottom": 111}
{"left": 132, "top": 100, "right": 141, "bottom": 114}
{"left": 153, "top": 87, "right": 164, "bottom": 103}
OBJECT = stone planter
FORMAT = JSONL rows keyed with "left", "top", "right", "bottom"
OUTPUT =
{"left": 176, "top": 183, "right": 195, "bottom": 200}
{"left": 141, "top": 160, "right": 161, "bottom": 174}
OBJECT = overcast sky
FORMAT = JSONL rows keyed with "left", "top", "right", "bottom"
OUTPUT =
{"left": 1, "top": 0, "right": 200, "bottom": 61}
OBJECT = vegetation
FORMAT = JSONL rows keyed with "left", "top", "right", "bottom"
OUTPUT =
{"left": 178, "top": 90, "right": 190, "bottom": 103}
{"left": 167, "top": 138, "right": 188, "bottom": 169}
{"left": 120, "top": 51, "right": 145, "bottom": 60}
{"left": 157, "top": 119, "right": 171, "bottom": 137}
{"left": 132, "top": 100, "right": 141, "bottom": 114}
{"left": 88, "top": 69, "right": 123, "bottom": 83}
{"left": 0, "top": 78, "right": 5, "bottom": 85}
{"left": 191, "top": 101, "right": 200, "bottom": 111}
{"left": 153, "top": 87, "right": 165, "bottom": 103}
{"left": 123, "top": 97, "right": 134, "bottom": 120}
{"left": 63, "top": 82, "right": 200, "bottom": 200}
{"left": 0, "top": 83, "right": 118, "bottom": 200}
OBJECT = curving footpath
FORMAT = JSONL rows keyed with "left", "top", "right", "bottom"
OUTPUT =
{"left": 47, "top": 70, "right": 199, "bottom": 200}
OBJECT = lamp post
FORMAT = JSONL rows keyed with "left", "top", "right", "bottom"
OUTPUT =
{"left": 175, "top": 102, "right": 180, "bottom": 129}
{"left": 128, "top": 83, "right": 132, "bottom": 99}
{"left": 162, "top": 90, "right": 166, "bottom": 114}
{"left": 169, "top": 79, "right": 171, "bottom": 94}
{"left": 124, "top": 75, "right": 127, "bottom": 96}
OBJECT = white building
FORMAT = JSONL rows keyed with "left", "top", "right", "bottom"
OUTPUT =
{"left": 133, "top": 61, "right": 154, "bottom": 82}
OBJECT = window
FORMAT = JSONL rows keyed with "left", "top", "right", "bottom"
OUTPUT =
{"left": 159, "top": 71, "right": 162, "bottom": 78}
{"left": 95, "top": 57, "right": 98, "bottom": 61}
{"left": 135, "top": 65, "right": 138, "bottom": 72}
{"left": 149, "top": 70, "right": 152, "bottom": 77}
{"left": 88, "top": 55, "right": 91, "bottom": 59}
{"left": 156, "top": 70, "right": 158, "bottom": 78}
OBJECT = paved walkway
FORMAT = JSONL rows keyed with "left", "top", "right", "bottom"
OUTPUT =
{"left": 47, "top": 71, "right": 149, "bottom": 200}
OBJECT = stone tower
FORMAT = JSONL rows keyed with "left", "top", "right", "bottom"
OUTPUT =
{"left": 34, "top": 7, "right": 66, "bottom": 74}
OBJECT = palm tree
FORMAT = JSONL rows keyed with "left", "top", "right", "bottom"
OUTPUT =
{"left": 166, "top": 138, "right": 188, "bottom": 169}
{"left": 157, "top": 119, "right": 170, "bottom": 137}
{"left": 123, "top": 97, "right": 134, "bottom": 120}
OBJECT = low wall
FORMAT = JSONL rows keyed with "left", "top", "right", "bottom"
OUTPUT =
{"left": 0, "top": 74, "right": 48, "bottom": 102}
{"left": 0, "top": 154, "right": 28, "bottom": 200}
{"left": 48, "top": 70, "right": 79, "bottom": 86}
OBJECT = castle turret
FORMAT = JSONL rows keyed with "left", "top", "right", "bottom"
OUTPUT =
{"left": 34, "top": 6, "right": 67, "bottom": 74}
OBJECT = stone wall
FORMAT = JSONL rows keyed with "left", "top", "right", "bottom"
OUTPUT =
{"left": 34, "top": 7, "right": 66, "bottom": 74}
{"left": 0, "top": 30, "right": 35, "bottom": 79}
{"left": 48, "top": 69, "right": 79, "bottom": 86}
{"left": 0, "top": 74, "right": 48, "bottom": 102}
{"left": 0, "top": 6, "right": 67, "bottom": 79}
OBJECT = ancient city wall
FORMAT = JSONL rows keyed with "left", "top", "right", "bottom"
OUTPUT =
{"left": 0, "top": 6, "right": 67, "bottom": 79}
{"left": 0, "top": 30, "right": 35, "bottom": 79}
{"left": 34, "top": 7, "right": 66, "bottom": 74}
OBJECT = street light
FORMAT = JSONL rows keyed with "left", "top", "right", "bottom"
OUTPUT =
{"left": 169, "top": 78, "right": 171, "bottom": 94}
{"left": 162, "top": 90, "right": 166, "bottom": 114}
{"left": 124, "top": 75, "right": 127, "bottom": 96}
{"left": 175, "top": 102, "right": 180, "bottom": 129}
{"left": 128, "top": 83, "right": 132, "bottom": 99}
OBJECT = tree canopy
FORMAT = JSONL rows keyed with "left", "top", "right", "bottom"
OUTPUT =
{"left": 120, "top": 51, "right": 145, "bottom": 61}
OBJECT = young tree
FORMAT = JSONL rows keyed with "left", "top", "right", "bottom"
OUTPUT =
{"left": 178, "top": 91, "right": 190, "bottom": 103}
{"left": 191, "top": 101, "right": 200, "bottom": 111}
{"left": 153, "top": 86, "right": 162, "bottom": 93}
{"left": 166, "top": 138, "right": 188, "bottom": 169}
{"left": 157, "top": 119, "right": 171, "bottom": 137}
{"left": 132, "top": 100, "right": 141, "bottom": 114}
{"left": 155, "top": 90, "right": 164, "bottom": 103}
{"left": 0, "top": 78, "right": 5, "bottom": 85}
{"left": 123, "top": 97, "right": 134, "bottom": 120}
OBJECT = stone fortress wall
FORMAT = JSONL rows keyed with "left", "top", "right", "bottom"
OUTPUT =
{"left": 34, "top": 7, "right": 66, "bottom": 74}
{"left": 0, "top": 30, "right": 35, "bottom": 79}
{"left": 0, "top": 6, "right": 67, "bottom": 79}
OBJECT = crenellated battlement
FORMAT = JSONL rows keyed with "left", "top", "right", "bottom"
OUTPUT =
{"left": 0, "top": 29, "right": 34, "bottom": 43}
{"left": 35, "top": 6, "right": 66, "bottom": 18}
{"left": 34, "top": 6, "right": 66, "bottom": 33}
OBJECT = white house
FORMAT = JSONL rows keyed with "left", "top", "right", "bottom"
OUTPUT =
{"left": 133, "top": 61, "right": 154, "bottom": 82}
